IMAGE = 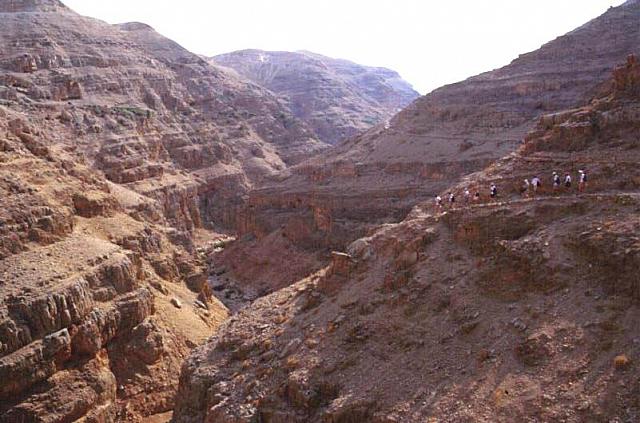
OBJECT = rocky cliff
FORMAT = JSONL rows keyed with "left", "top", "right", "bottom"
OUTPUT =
{"left": 216, "top": 0, "right": 640, "bottom": 291}
{"left": 3, "top": 0, "right": 640, "bottom": 420}
{"left": 0, "top": 0, "right": 328, "bottom": 233}
{"left": 0, "top": 104, "right": 229, "bottom": 421}
{"left": 0, "top": 0, "right": 335, "bottom": 420}
{"left": 172, "top": 55, "right": 640, "bottom": 423}
{"left": 212, "top": 50, "right": 419, "bottom": 145}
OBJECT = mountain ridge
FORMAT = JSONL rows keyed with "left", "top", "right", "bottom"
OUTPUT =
{"left": 212, "top": 49, "right": 419, "bottom": 144}
{"left": 0, "top": 0, "right": 68, "bottom": 12}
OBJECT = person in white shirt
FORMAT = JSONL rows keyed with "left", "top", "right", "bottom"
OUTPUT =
{"left": 564, "top": 173, "right": 572, "bottom": 189}
{"left": 531, "top": 176, "right": 541, "bottom": 193}
{"left": 578, "top": 170, "right": 588, "bottom": 192}
{"left": 553, "top": 172, "right": 561, "bottom": 191}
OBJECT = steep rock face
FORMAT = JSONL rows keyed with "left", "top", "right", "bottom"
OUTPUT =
{"left": 0, "top": 2, "right": 343, "bottom": 418}
{"left": 0, "top": 78, "right": 228, "bottom": 422}
{"left": 213, "top": 50, "right": 419, "bottom": 145}
{"left": 0, "top": 1, "right": 326, "bottom": 233}
{"left": 173, "top": 57, "right": 640, "bottom": 423}
{"left": 218, "top": 1, "right": 640, "bottom": 290}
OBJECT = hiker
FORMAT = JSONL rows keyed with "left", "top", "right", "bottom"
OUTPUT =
{"left": 435, "top": 195, "right": 443, "bottom": 209}
{"left": 564, "top": 173, "right": 572, "bottom": 189}
{"left": 448, "top": 192, "right": 455, "bottom": 206}
{"left": 474, "top": 191, "right": 481, "bottom": 202}
{"left": 531, "top": 176, "right": 541, "bottom": 193}
{"left": 464, "top": 188, "right": 471, "bottom": 204}
{"left": 553, "top": 172, "right": 561, "bottom": 191}
{"left": 521, "top": 179, "right": 530, "bottom": 196}
{"left": 490, "top": 183, "right": 498, "bottom": 199}
{"left": 578, "top": 170, "right": 587, "bottom": 192}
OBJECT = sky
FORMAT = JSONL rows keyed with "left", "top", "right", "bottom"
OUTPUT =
{"left": 62, "top": 0, "right": 627, "bottom": 94}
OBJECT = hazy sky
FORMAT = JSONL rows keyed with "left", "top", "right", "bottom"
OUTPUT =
{"left": 62, "top": 0, "right": 627, "bottom": 94}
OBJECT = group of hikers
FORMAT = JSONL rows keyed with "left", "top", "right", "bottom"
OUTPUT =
{"left": 522, "top": 169, "right": 588, "bottom": 196}
{"left": 435, "top": 169, "right": 588, "bottom": 209}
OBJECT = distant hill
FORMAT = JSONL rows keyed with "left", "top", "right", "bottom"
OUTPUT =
{"left": 212, "top": 49, "right": 419, "bottom": 144}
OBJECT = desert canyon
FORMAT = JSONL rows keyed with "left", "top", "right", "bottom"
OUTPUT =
{"left": 0, "top": 0, "right": 639, "bottom": 422}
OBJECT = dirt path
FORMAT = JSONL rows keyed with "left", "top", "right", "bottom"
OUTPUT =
{"left": 430, "top": 190, "right": 640, "bottom": 215}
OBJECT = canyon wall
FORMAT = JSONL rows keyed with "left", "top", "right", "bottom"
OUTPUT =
{"left": 0, "top": 0, "right": 329, "bottom": 236}
{"left": 217, "top": 0, "right": 640, "bottom": 290}
{"left": 173, "top": 55, "right": 640, "bottom": 423}
{"left": 0, "top": 104, "right": 229, "bottom": 421}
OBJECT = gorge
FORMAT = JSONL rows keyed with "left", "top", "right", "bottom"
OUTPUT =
{"left": 0, "top": 0, "right": 639, "bottom": 422}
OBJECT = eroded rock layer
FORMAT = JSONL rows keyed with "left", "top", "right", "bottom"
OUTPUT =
{"left": 0, "top": 0, "right": 344, "bottom": 419}
{"left": 0, "top": 0, "right": 328, "bottom": 235}
{"left": 218, "top": 0, "right": 640, "bottom": 291}
{"left": 0, "top": 8, "right": 336, "bottom": 414}
{"left": 0, "top": 104, "right": 229, "bottom": 422}
{"left": 173, "top": 57, "right": 640, "bottom": 423}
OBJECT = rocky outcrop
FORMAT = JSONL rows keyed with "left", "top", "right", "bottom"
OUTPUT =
{"left": 0, "top": 233, "right": 150, "bottom": 419}
{"left": 213, "top": 50, "right": 419, "bottom": 145}
{"left": 0, "top": 101, "right": 229, "bottom": 420}
{"left": 73, "top": 190, "right": 120, "bottom": 218}
{"left": 173, "top": 57, "right": 640, "bottom": 423}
